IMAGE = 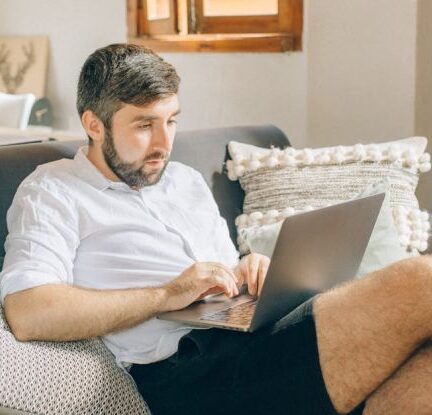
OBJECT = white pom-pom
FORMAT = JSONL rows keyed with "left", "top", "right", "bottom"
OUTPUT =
{"left": 420, "top": 211, "right": 429, "bottom": 221}
{"left": 419, "top": 162, "right": 431, "bottom": 173}
{"left": 234, "top": 165, "right": 245, "bottom": 177}
{"left": 353, "top": 144, "right": 366, "bottom": 161}
{"left": 226, "top": 159, "right": 234, "bottom": 170}
{"left": 235, "top": 214, "right": 249, "bottom": 228}
{"left": 249, "top": 211, "right": 264, "bottom": 222}
{"left": 320, "top": 151, "right": 331, "bottom": 164}
{"left": 233, "top": 154, "right": 246, "bottom": 164}
{"left": 286, "top": 155, "right": 298, "bottom": 166}
{"left": 249, "top": 160, "right": 262, "bottom": 171}
{"left": 411, "top": 221, "right": 424, "bottom": 232}
{"left": 366, "top": 145, "right": 381, "bottom": 162}
{"left": 408, "top": 209, "right": 421, "bottom": 221}
{"left": 410, "top": 240, "right": 421, "bottom": 250}
{"left": 410, "top": 231, "right": 422, "bottom": 241}
{"left": 265, "top": 157, "right": 279, "bottom": 168}
{"left": 387, "top": 145, "right": 402, "bottom": 162}
{"left": 419, "top": 242, "right": 428, "bottom": 252}
{"left": 263, "top": 209, "right": 280, "bottom": 224}
{"left": 285, "top": 147, "right": 296, "bottom": 157}
{"left": 304, "top": 205, "right": 314, "bottom": 212}
{"left": 238, "top": 242, "right": 250, "bottom": 255}
{"left": 279, "top": 153, "right": 293, "bottom": 166}
{"left": 270, "top": 147, "right": 281, "bottom": 158}
{"left": 424, "top": 221, "right": 431, "bottom": 231}
{"left": 371, "top": 151, "right": 383, "bottom": 162}
{"left": 303, "top": 148, "right": 315, "bottom": 164}
{"left": 419, "top": 153, "right": 431, "bottom": 163}
{"left": 227, "top": 170, "right": 238, "bottom": 181}
{"left": 331, "top": 150, "right": 345, "bottom": 164}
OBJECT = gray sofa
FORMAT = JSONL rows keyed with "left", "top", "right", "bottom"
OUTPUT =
{"left": 0, "top": 125, "right": 289, "bottom": 415}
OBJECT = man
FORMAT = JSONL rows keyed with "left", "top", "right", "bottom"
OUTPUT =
{"left": 1, "top": 44, "right": 431, "bottom": 415}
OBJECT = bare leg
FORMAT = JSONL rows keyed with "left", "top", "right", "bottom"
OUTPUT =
{"left": 313, "top": 255, "right": 432, "bottom": 413}
{"left": 364, "top": 341, "right": 432, "bottom": 415}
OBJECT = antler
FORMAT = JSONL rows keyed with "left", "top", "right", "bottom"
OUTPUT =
{"left": 0, "top": 43, "right": 13, "bottom": 92}
{"left": 0, "top": 42, "right": 35, "bottom": 94}
{"left": 13, "top": 42, "right": 35, "bottom": 92}
{"left": 0, "top": 43, "right": 10, "bottom": 66}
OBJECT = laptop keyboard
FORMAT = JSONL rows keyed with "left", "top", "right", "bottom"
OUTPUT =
{"left": 200, "top": 299, "right": 258, "bottom": 326}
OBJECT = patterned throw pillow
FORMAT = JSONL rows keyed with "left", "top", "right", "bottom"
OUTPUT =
{"left": 239, "top": 180, "right": 414, "bottom": 278}
{"left": 226, "top": 137, "right": 431, "bottom": 255}
{"left": 0, "top": 307, "right": 151, "bottom": 415}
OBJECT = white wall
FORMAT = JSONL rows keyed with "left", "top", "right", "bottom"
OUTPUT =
{"left": 415, "top": 0, "right": 432, "bottom": 210}
{"left": 0, "top": 0, "right": 127, "bottom": 132}
{"left": 0, "top": 0, "right": 425, "bottom": 154}
{"left": 165, "top": 52, "right": 308, "bottom": 145}
{"left": 307, "top": 0, "right": 417, "bottom": 147}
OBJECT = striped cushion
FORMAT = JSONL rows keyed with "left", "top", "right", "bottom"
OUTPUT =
{"left": 227, "top": 137, "right": 431, "bottom": 255}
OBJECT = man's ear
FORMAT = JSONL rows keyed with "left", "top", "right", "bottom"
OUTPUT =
{"left": 81, "top": 110, "right": 105, "bottom": 145}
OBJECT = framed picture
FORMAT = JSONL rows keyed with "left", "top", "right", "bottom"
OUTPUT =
{"left": 0, "top": 36, "right": 49, "bottom": 98}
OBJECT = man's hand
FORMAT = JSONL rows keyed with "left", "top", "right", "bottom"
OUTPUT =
{"left": 163, "top": 262, "right": 240, "bottom": 311}
{"left": 233, "top": 253, "right": 271, "bottom": 297}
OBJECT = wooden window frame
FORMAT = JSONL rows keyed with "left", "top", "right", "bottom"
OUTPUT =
{"left": 139, "top": 0, "right": 178, "bottom": 35}
{"left": 127, "top": 0, "right": 303, "bottom": 52}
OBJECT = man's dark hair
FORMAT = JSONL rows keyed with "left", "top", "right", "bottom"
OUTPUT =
{"left": 76, "top": 43, "right": 180, "bottom": 141}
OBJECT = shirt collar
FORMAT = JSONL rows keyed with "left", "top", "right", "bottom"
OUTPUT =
{"left": 73, "top": 146, "right": 168, "bottom": 193}
{"left": 74, "top": 146, "right": 111, "bottom": 191}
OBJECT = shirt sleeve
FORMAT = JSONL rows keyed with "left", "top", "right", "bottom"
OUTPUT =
{"left": 0, "top": 181, "right": 79, "bottom": 304}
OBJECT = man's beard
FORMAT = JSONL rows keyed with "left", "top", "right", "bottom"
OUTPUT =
{"left": 102, "top": 128, "right": 169, "bottom": 189}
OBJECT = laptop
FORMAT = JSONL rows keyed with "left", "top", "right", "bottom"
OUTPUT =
{"left": 158, "top": 193, "right": 385, "bottom": 332}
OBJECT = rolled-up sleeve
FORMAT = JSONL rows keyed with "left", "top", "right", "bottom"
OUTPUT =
{"left": 0, "top": 181, "right": 79, "bottom": 304}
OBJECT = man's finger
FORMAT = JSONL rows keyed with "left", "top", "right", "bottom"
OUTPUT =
{"left": 248, "top": 255, "right": 259, "bottom": 296}
{"left": 257, "top": 259, "right": 269, "bottom": 295}
{"left": 212, "top": 275, "right": 234, "bottom": 297}
{"left": 210, "top": 262, "right": 239, "bottom": 284}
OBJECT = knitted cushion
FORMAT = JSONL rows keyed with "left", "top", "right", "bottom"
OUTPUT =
{"left": 239, "top": 180, "right": 413, "bottom": 278}
{"left": 0, "top": 306, "right": 151, "bottom": 415}
{"left": 226, "top": 137, "right": 431, "bottom": 255}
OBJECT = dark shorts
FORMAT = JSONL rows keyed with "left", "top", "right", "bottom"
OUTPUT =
{"left": 130, "top": 298, "right": 365, "bottom": 415}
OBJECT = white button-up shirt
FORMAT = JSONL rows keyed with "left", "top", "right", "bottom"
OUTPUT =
{"left": 0, "top": 147, "right": 239, "bottom": 368}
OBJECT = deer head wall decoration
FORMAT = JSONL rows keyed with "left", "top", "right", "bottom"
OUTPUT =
{"left": 0, "top": 42, "right": 35, "bottom": 94}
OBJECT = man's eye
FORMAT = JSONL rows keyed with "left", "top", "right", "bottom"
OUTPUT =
{"left": 138, "top": 124, "right": 151, "bottom": 129}
{"left": 168, "top": 119, "right": 177, "bottom": 125}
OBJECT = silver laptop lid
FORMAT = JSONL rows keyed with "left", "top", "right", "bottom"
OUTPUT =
{"left": 250, "top": 192, "right": 385, "bottom": 331}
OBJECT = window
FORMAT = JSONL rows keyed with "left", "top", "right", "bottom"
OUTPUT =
{"left": 127, "top": 0, "right": 303, "bottom": 52}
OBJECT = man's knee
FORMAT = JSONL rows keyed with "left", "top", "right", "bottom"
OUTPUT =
{"left": 366, "top": 254, "right": 432, "bottom": 300}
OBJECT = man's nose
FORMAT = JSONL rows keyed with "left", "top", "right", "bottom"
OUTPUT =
{"left": 152, "top": 126, "right": 171, "bottom": 151}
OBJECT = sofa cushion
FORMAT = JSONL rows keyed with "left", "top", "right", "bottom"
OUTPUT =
{"left": 0, "top": 306, "right": 150, "bottom": 415}
{"left": 239, "top": 179, "right": 414, "bottom": 278}
{"left": 227, "top": 137, "right": 431, "bottom": 254}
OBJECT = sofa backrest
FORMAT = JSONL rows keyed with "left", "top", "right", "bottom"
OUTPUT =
{"left": 0, "top": 124, "right": 290, "bottom": 266}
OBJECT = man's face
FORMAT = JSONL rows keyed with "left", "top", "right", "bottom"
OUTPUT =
{"left": 102, "top": 94, "right": 180, "bottom": 189}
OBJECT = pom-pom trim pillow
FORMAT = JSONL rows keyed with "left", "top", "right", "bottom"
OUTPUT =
{"left": 227, "top": 137, "right": 431, "bottom": 254}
